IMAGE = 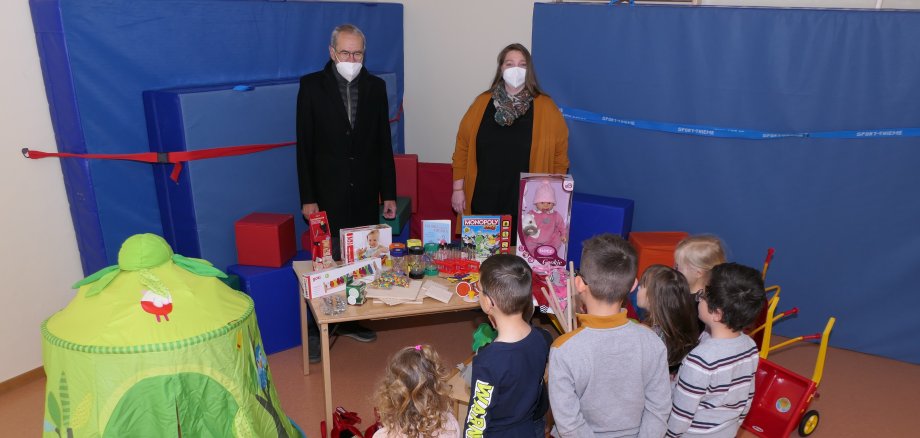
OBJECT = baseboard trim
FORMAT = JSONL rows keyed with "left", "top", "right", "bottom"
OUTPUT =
{"left": 0, "top": 366, "right": 45, "bottom": 395}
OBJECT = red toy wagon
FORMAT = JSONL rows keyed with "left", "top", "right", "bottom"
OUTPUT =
{"left": 742, "top": 297, "right": 836, "bottom": 437}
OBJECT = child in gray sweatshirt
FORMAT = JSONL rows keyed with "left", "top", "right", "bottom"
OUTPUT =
{"left": 548, "top": 234, "right": 672, "bottom": 437}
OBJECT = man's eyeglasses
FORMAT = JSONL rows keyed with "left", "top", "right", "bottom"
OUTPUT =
{"left": 335, "top": 50, "right": 364, "bottom": 61}
{"left": 694, "top": 288, "right": 708, "bottom": 303}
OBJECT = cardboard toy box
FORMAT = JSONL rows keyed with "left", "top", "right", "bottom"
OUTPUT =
{"left": 307, "top": 211, "right": 335, "bottom": 270}
{"left": 461, "top": 215, "right": 512, "bottom": 260}
{"left": 515, "top": 173, "right": 575, "bottom": 310}
{"left": 340, "top": 224, "right": 392, "bottom": 265}
{"left": 516, "top": 173, "right": 574, "bottom": 264}
{"left": 300, "top": 257, "right": 382, "bottom": 299}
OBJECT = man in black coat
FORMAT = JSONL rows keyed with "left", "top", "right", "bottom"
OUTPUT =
{"left": 297, "top": 24, "right": 397, "bottom": 353}
{"left": 297, "top": 24, "right": 397, "bottom": 240}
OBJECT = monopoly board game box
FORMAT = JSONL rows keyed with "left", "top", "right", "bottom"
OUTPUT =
{"left": 461, "top": 215, "right": 512, "bottom": 260}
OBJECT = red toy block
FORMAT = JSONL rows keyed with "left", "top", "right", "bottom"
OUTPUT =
{"left": 394, "top": 154, "right": 418, "bottom": 213}
{"left": 629, "top": 231, "right": 689, "bottom": 279}
{"left": 234, "top": 212, "right": 296, "bottom": 267}
{"left": 411, "top": 162, "right": 456, "bottom": 238}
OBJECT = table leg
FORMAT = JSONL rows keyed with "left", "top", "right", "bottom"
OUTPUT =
{"left": 320, "top": 322, "right": 333, "bottom": 431}
{"left": 300, "top": 296, "right": 310, "bottom": 375}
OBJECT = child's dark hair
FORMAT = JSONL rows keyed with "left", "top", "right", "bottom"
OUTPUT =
{"left": 580, "top": 234, "right": 637, "bottom": 304}
{"left": 479, "top": 254, "right": 533, "bottom": 315}
{"left": 704, "top": 263, "right": 767, "bottom": 331}
{"left": 639, "top": 265, "right": 700, "bottom": 368}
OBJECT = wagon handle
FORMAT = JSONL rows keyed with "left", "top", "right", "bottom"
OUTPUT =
{"left": 759, "top": 296, "right": 780, "bottom": 359}
{"left": 765, "top": 285, "right": 781, "bottom": 300}
{"left": 812, "top": 317, "right": 836, "bottom": 386}
{"left": 763, "top": 328, "right": 817, "bottom": 353}
{"left": 749, "top": 306, "right": 797, "bottom": 337}
{"left": 761, "top": 248, "right": 775, "bottom": 281}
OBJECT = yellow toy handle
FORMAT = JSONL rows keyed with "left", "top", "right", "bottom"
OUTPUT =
{"left": 759, "top": 295, "right": 780, "bottom": 359}
{"left": 812, "top": 317, "right": 836, "bottom": 385}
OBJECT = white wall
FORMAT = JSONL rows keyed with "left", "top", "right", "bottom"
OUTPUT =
{"left": 0, "top": 1, "right": 84, "bottom": 382}
{"left": 344, "top": 0, "right": 545, "bottom": 163}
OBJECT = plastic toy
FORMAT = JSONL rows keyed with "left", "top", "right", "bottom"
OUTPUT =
{"left": 435, "top": 258, "right": 480, "bottom": 277}
{"left": 472, "top": 323, "right": 497, "bottom": 353}
{"left": 370, "top": 271, "right": 410, "bottom": 289}
{"left": 455, "top": 277, "right": 481, "bottom": 303}
{"left": 742, "top": 296, "right": 836, "bottom": 437}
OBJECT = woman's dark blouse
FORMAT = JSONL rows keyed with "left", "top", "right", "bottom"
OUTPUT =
{"left": 472, "top": 99, "right": 533, "bottom": 242}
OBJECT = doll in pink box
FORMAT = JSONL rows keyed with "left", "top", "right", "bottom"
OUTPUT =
{"left": 522, "top": 182, "right": 568, "bottom": 257}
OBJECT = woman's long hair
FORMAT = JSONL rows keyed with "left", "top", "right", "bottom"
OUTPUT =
{"left": 487, "top": 43, "right": 545, "bottom": 97}
{"left": 373, "top": 345, "right": 453, "bottom": 438}
{"left": 640, "top": 265, "right": 700, "bottom": 368}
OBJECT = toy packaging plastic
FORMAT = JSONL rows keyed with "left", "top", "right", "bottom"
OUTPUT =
{"left": 308, "top": 211, "right": 335, "bottom": 270}
{"left": 461, "top": 215, "right": 512, "bottom": 260}
{"left": 516, "top": 173, "right": 574, "bottom": 311}
{"left": 340, "top": 224, "right": 392, "bottom": 265}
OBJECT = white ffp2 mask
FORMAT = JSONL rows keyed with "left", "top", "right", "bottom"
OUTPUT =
{"left": 502, "top": 67, "right": 527, "bottom": 89}
{"left": 336, "top": 62, "right": 362, "bottom": 82}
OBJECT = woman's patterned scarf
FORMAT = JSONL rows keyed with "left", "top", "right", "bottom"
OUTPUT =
{"left": 492, "top": 84, "right": 533, "bottom": 127}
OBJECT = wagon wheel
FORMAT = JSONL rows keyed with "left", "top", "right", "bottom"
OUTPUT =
{"left": 798, "top": 410, "right": 820, "bottom": 436}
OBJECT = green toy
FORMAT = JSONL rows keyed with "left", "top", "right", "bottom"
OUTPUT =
{"left": 42, "top": 234, "right": 302, "bottom": 437}
{"left": 472, "top": 323, "right": 498, "bottom": 353}
{"left": 345, "top": 275, "right": 367, "bottom": 305}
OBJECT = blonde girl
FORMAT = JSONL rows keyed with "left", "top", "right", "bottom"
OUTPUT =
{"left": 637, "top": 265, "right": 700, "bottom": 376}
{"left": 673, "top": 235, "right": 726, "bottom": 294}
{"left": 373, "top": 345, "right": 460, "bottom": 438}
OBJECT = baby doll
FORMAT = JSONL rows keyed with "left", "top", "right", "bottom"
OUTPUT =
{"left": 522, "top": 182, "right": 567, "bottom": 256}
{"left": 359, "top": 229, "right": 385, "bottom": 259}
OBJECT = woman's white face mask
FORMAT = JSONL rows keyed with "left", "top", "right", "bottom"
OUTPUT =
{"left": 502, "top": 67, "right": 527, "bottom": 89}
{"left": 336, "top": 61, "right": 362, "bottom": 82}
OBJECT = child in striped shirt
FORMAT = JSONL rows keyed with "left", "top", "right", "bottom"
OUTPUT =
{"left": 666, "top": 263, "right": 766, "bottom": 438}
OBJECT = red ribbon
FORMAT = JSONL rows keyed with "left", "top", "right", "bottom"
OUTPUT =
{"left": 22, "top": 141, "right": 295, "bottom": 182}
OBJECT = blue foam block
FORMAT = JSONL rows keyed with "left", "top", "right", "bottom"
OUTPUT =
{"left": 392, "top": 220, "right": 411, "bottom": 245}
{"left": 228, "top": 251, "right": 311, "bottom": 355}
{"left": 568, "top": 193, "right": 634, "bottom": 268}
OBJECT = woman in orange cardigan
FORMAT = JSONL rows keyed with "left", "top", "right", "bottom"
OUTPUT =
{"left": 450, "top": 43, "right": 569, "bottom": 241}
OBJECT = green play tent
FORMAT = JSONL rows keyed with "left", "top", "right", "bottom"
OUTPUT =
{"left": 41, "top": 234, "right": 302, "bottom": 437}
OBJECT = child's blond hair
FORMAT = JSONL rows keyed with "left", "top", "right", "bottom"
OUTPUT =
{"left": 373, "top": 345, "right": 452, "bottom": 438}
{"left": 674, "top": 235, "right": 726, "bottom": 276}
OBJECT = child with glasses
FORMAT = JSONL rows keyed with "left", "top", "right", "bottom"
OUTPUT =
{"left": 548, "top": 234, "right": 672, "bottom": 437}
{"left": 666, "top": 263, "right": 765, "bottom": 438}
{"left": 464, "top": 254, "right": 552, "bottom": 437}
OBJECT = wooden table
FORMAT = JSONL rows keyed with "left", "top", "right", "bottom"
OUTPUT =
{"left": 292, "top": 261, "right": 481, "bottom": 428}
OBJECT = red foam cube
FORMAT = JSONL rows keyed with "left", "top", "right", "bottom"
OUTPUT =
{"left": 235, "top": 213, "right": 296, "bottom": 267}
{"left": 394, "top": 154, "right": 418, "bottom": 213}
{"left": 628, "top": 231, "right": 689, "bottom": 279}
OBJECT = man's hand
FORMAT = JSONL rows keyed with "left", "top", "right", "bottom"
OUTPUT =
{"left": 302, "top": 203, "right": 319, "bottom": 219}
{"left": 382, "top": 200, "right": 397, "bottom": 219}
{"left": 451, "top": 190, "right": 466, "bottom": 214}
